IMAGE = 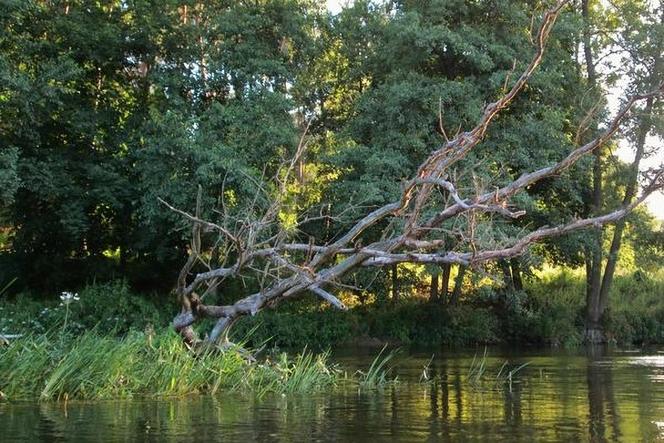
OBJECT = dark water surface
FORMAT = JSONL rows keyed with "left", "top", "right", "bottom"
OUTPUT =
{"left": 2, "top": 346, "right": 663, "bottom": 442}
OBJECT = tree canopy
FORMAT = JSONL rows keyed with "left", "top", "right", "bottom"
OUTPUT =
{"left": 0, "top": 0, "right": 662, "bottom": 343}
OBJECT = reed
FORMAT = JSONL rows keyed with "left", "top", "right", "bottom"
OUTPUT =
{"left": 0, "top": 330, "right": 388, "bottom": 402}
{"left": 356, "top": 345, "right": 397, "bottom": 389}
{"left": 467, "top": 347, "right": 530, "bottom": 392}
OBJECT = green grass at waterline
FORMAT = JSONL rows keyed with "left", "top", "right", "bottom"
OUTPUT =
{"left": 0, "top": 331, "right": 393, "bottom": 402}
{"left": 356, "top": 345, "right": 397, "bottom": 389}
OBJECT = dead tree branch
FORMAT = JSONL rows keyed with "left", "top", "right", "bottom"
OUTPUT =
{"left": 161, "top": 1, "right": 664, "bottom": 348}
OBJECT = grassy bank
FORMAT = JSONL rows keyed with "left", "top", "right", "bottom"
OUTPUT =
{"left": 1, "top": 269, "right": 662, "bottom": 401}
{"left": 526, "top": 267, "right": 664, "bottom": 346}
{"left": 1, "top": 268, "right": 663, "bottom": 363}
{"left": 0, "top": 330, "right": 396, "bottom": 402}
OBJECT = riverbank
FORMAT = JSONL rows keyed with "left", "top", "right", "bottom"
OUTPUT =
{"left": 232, "top": 268, "right": 664, "bottom": 348}
{"left": 1, "top": 269, "right": 663, "bottom": 355}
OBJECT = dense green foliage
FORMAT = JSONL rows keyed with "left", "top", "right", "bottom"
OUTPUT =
{"left": 233, "top": 269, "right": 664, "bottom": 347}
{"left": 3, "top": 273, "right": 662, "bottom": 351}
{"left": 0, "top": 0, "right": 662, "bottom": 352}
{"left": 0, "top": 0, "right": 325, "bottom": 290}
{"left": 0, "top": 280, "right": 173, "bottom": 336}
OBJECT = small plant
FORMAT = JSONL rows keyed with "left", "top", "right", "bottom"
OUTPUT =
{"left": 467, "top": 347, "right": 530, "bottom": 392}
{"left": 58, "top": 291, "right": 80, "bottom": 333}
{"left": 468, "top": 347, "right": 489, "bottom": 387}
{"left": 494, "top": 360, "right": 530, "bottom": 393}
{"left": 419, "top": 354, "right": 435, "bottom": 383}
{"left": 357, "top": 345, "right": 397, "bottom": 390}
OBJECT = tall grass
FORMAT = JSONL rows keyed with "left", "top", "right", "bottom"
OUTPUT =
{"left": 0, "top": 330, "right": 391, "bottom": 402}
{"left": 356, "top": 345, "right": 397, "bottom": 389}
{"left": 467, "top": 347, "right": 529, "bottom": 392}
{"left": 467, "top": 347, "right": 489, "bottom": 386}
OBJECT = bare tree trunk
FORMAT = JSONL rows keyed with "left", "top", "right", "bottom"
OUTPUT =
{"left": 429, "top": 269, "right": 439, "bottom": 302}
{"left": 441, "top": 263, "right": 451, "bottom": 303}
{"left": 582, "top": 0, "right": 605, "bottom": 343}
{"left": 391, "top": 263, "right": 399, "bottom": 303}
{"left": 163, "top": 2, "right": 664, "bottom": 349}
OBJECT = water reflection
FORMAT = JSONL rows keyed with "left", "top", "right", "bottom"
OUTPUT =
{"left": 1, "top": 347, "right": 664, "bottom": 442}
{"left": 586, "top": 346, "right": 619, "bottom": 442}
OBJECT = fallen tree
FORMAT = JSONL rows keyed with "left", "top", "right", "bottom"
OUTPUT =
{"left": 163, "top": 0, "right": 664, "bottom": 348}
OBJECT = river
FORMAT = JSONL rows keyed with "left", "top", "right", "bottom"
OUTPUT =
{"left": 1, "top": 346, "right": 663, "bottom": 441}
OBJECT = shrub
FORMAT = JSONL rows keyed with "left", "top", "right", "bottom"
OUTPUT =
{"left": 0, "top": 280, "right": 173, "bottom": 336}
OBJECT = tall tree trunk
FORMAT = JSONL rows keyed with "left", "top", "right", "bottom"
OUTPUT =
{"left": 511, "top": 259, "right": 523, "bottom": 291}
{"left": 598, "top": 5, "right": 663, "bottom": 312}
{"left": 599, "top": 96, "right": 655, "bottom": 312}
{"left": 583, "top": 3, "right": 662, "bottom": 342}
{"left": 449, "top": 265, "right": 466, "bottom": 306}
{"left": 441, "top": 263, "right": 451, "bottom": 303}
{"left": 391, "top": 263, "right": 399, "bottom": 303}
{"left": 582, "top": 0, "right": 605, "bottom": 343}
{"left": 429, "top": 270, "right": 439, "bottom": 302}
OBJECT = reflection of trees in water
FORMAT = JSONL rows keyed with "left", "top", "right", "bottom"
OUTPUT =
{"left": 390, "top": 384, "right": 399, "bottom": 437}
{"left": 424, "top": 361, "right": 453, "bottom": 441}
{"left": 440, "top": 363, "right": 450, "bottom": 422}
{"left": 503, "top": 373, "right": 522, "bottom": 426}
{"left": 440, "top": 363, "right": 451, "bottom": 441}
{"left": 422, "top": 360, "right": 454, "bottom": 440}
{"left": 38, "top": 403, "right": 78, "bottom": 442}
{"left": 422, "top": 359, "right": 530, "bottom": 440}
{"left": 5, "top": 351, "right": 664, "bottom": 441}
{"left": 586, "top": 346, "right": 621, "bottom": 442}
{"left": 453, "top": 365, "right": 463, "bottom": 424}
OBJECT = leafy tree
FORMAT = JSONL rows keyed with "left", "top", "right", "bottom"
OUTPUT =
{"left": 0, "top": 1, "right": 137, "bottom": 289}
{"left": 579, "top": 0, "right": 663, "bottom": 341}
{"left": 320, "top": 0, "right": 589, "bottom": 299}
{"left": 0, "top": 0, "right": 324, "bottom": 291}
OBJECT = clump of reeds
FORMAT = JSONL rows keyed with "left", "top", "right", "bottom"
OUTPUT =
{"left": 356, "top": 345, "right": 397, "bottom": 389}
{"left": 0, "top": 330, "right": 391, "bottom": 402}
{"left": 467, "top": 347, "right": 529, "bottom": 392}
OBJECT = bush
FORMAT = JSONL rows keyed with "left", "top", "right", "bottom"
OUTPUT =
{"left": 232, "top": 308, "right": 357, "bottom": 349}
{"left": 524, "top": 268, "right": 664, "bottom": 346}
{"left": 365, "top": 303, "right": 499, "bottom": 346}
{"left": 74, "top": 281, "right": 173, "bottom": 334}
{"left": 0, "top": 280, "right": 173, "bottom": 336}
{"left": 605, "top": 271, "right": 664, "bottom": 344}
{"left": 232, "top": 301, "right": 501, "bottom": 348}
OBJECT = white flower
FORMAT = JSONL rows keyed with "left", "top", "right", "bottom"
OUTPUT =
{"left": 59, "top": 291, "right": 80, "bottom": 304}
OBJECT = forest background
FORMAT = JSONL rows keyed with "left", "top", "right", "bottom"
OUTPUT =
{"left": 1, "top": 0, "right": 663, "bottom": 348}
